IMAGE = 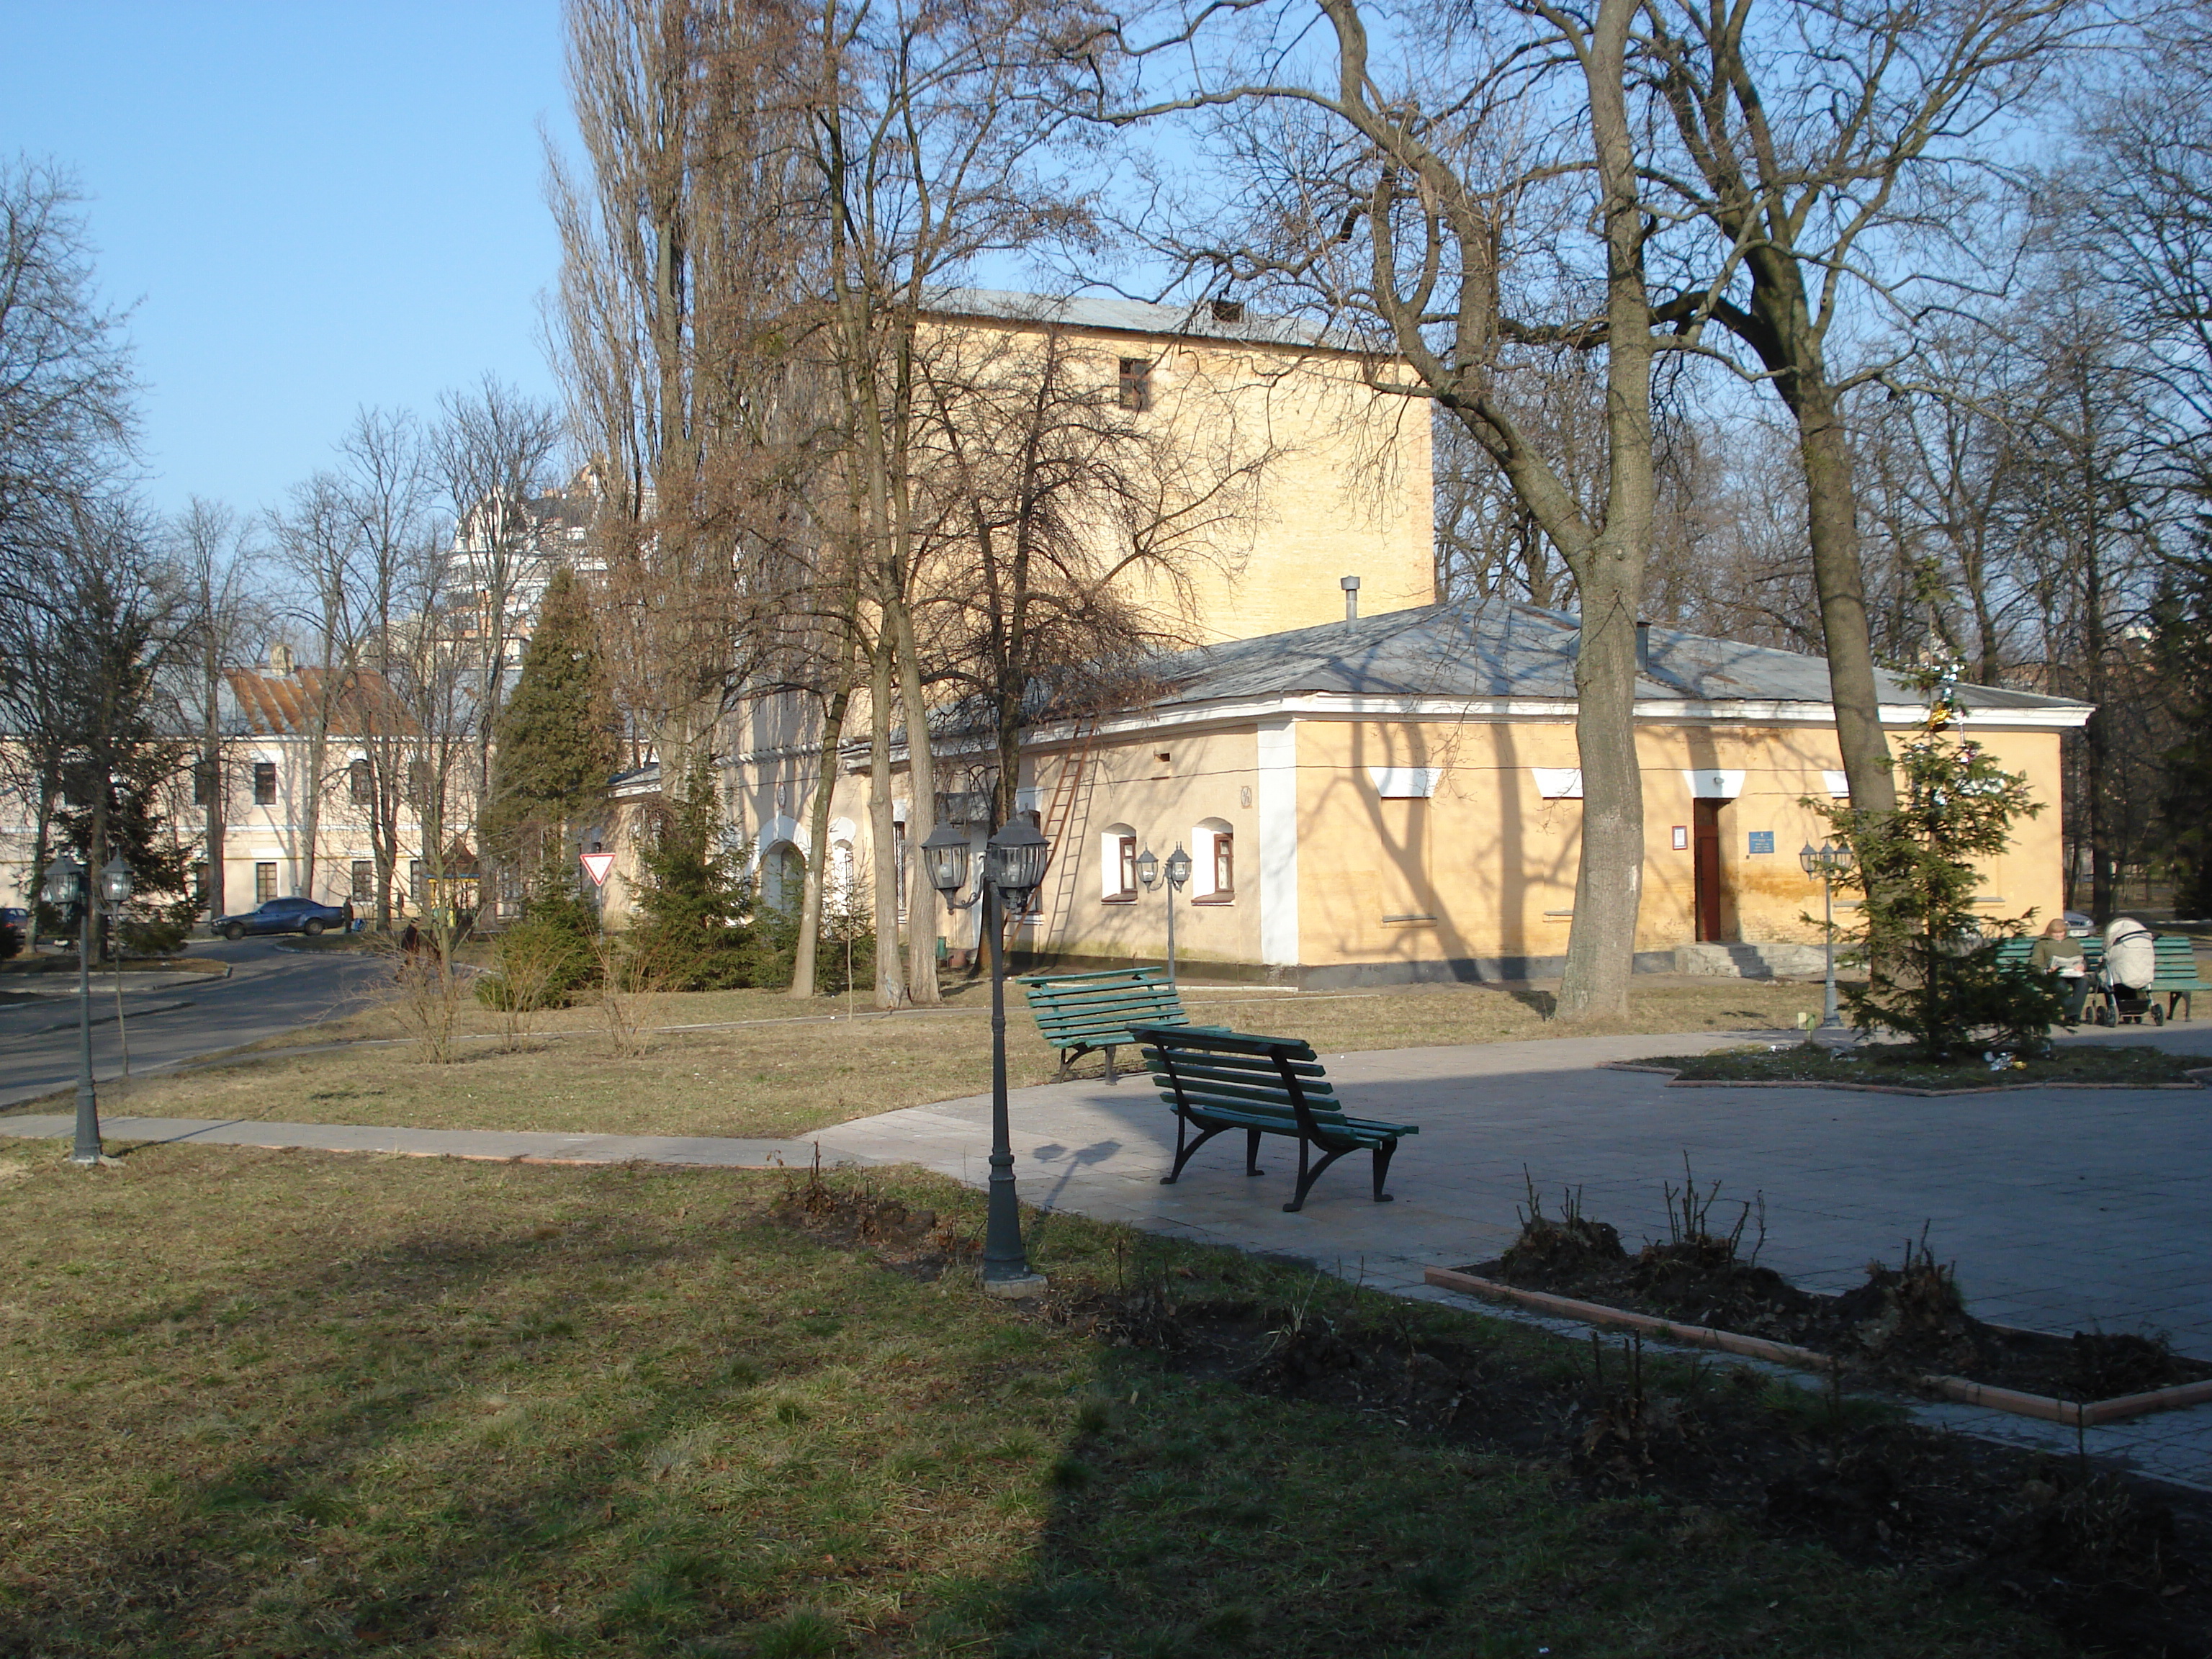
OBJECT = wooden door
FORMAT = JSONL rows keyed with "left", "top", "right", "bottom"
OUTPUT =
{"left": 1693, "top": 800, "right": 1724, "bottom": 941}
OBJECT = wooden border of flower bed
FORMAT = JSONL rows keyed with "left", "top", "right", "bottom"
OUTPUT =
{"left": 1421, "top": 1265, "right": 2212, "bottom": 1427}
{"left": 1598, "top": 1061, "right": 2212, "bottom": 1098}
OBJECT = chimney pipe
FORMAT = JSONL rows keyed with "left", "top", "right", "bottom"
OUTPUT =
{"left": 1341, "top": 574, "right": 1361, "bottom": 621}
{"left": 1636, "top": 621, "right": 1650, "bottom": 673}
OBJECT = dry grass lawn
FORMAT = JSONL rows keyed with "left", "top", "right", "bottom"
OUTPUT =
{"left": 0, "top": 1144, "right": 2054, "bottom": 1657}
{"left": 5, "top": 976, "right": 1823, "bottom": 1141}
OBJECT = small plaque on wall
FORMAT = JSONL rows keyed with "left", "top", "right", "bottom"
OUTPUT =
{"left": 1748, "top": 830, "right": 1775, "bottom": 855}
{"left": 1671, "top": 825, "right": 1688, "bottom": 850}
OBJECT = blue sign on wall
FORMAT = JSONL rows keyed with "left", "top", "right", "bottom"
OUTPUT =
{"left": 1748, "top": 830, "right": 1775, "bottom": 855}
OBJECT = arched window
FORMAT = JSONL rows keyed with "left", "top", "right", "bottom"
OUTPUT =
{"left": 1192, "top": 818, "right": 1234, "bottom": 902}
{"left": 761, "top": 841, "right": 806, "bottom": 916}
{"left": 1100, "top": 823, "right": 1138, "bottom": 902}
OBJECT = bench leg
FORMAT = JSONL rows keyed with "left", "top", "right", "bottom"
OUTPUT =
{"left": 1285, "top": 1137, "right": 1354, "bottom": 1213}
{"left": 1106, "top": 1045, "right": 1117, "bottom": 1084}
{"left": 1245, "top": 1127, "right": 1266, "bottom": 1177}
{"left": 1161, "top": 1114, "right": 1228, "bottom": 1185}
{"left": 1371, "top": 1138, "right": 1397, "bottom": 1202}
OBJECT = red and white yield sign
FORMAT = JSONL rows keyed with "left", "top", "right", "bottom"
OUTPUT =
{"left": 580, "top": 851, "right": 616, "bottom": 887}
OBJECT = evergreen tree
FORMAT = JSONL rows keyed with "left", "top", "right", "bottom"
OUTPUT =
{"left": 626, "top": 768, "right": 763, "bottom": 991}
{"left": 1821, "top": 670, "right": 2063, "bottom": 1058}
{"left": 483, "top": 567, "right": 618, "bottom": 868}
{"left": 2153, "top": 559, "right": 2212, "bottom": 917}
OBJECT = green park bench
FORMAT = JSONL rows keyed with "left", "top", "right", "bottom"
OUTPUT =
{"left": 1130, "top": 1025, "right": 1419, "bottom": 1213}
{"left": 1017, "top": 966, "right": 1219, "bottom": 1082}
{"left": 1994, "top": 931, "right": 2210, "bottom": 1021}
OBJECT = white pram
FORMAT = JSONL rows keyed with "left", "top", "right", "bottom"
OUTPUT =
{"left": 2093, "top": 918, "right": 2163, "bottom": 1027}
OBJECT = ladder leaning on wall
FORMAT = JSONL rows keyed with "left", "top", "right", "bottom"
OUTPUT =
{"left": 1031, "top": 716, "right": 1101, "bottom": 954}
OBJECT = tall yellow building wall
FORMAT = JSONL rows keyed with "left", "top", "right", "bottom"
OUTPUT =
{"left": 1283, "top": 717, "right": 2069, "bottom": 968}
{"left": 920, "top": 315, "right": 1436, "bottom": 644}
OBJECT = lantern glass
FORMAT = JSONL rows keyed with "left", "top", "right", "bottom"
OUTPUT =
{"left": 985, "top": 818, "right": 1051, "bottom": 912}
{"left": 1136, "top": 846, "right": 1159, "bottom": 890}
{"left": 1164, "top": 845, "right": 1192, "bottom": 888}
{"left": 1828, "top": 840, "right": 1855, "bottom": 873}
{"left": 1799, "top": 842, "right": 1820, "bottom": 877}
{"left": 918, "top": 821, "right": 971, "bottom": 898}
{"left": 102, "top": 856, "right": 132, "bottom": 905}
{"left": 42, "top": 855, "right": 81, "bottom": 906}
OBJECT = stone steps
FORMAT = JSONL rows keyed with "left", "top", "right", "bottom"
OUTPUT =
{"left": 1673, "top": 941, "right": 1832, "bottom": 980}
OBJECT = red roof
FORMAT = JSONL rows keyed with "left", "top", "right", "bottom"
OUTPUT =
{"left": 224, "top": 667, "right": 418, "bottom": 737}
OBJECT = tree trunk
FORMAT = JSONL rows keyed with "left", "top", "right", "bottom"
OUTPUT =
{"left": 1794, "top": 387, "right": 1898, "bottom": 814}
{"left": 791, "top": 650, "right": 857, "bottom": 999}
{"left": 867, "top": 627, "right": 907, "bottom": 1008}
{"left": 1552, "top": 0, "right": 1651, "bottom": 1022}
{"left": 889, "top": 598, "right": 943, "bottom": 1005}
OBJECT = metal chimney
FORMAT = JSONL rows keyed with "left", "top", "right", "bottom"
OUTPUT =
{"left": 1341, "top": 575, "right": 1362, "bottom": 621}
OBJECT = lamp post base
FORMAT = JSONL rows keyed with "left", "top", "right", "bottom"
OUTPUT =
{"left": 981, "top": 1272, "right": 1050, "bottom": 1299}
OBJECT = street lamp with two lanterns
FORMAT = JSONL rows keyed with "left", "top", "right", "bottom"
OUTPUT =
{"left": 40, "top": 851, "right": 134, "bottom": 1164}
{"left": 1797, "top": 840, "right": 1855, "bottom": 1031}
{"left": 1134, "top": 843, "right": 1192, "bottom": 990}
{"left": 919, "top": 815, "right": 1051, "bottom": 1295}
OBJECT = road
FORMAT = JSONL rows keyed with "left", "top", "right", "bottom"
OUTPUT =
{"left": 0, "top": 937, "right": 390, "bottom": 1109}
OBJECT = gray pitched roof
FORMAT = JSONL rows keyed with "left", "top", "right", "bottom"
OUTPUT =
{"left": 922, "top": 287, "right": 1346, "bottom": 352}
{"left": 1144, "top": 601, "right": 2092, "bottom": 714}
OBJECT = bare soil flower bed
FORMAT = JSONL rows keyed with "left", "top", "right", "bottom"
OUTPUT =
{"left": 1635, "top": 1041, "right": 2204, "bottom": 1092}
{"left": 1460, "top": 1182, "right": 2212, "bottom": 1404}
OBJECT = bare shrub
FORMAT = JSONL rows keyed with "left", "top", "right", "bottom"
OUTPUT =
{"left": 594, "top": 934, "right": 666, "bottom": 1058}
{"left": 386, "top": 952, "right": 469, "bottom": 1064}
{"left": 481, "top": 925, "right": 572, "bottom": 1051}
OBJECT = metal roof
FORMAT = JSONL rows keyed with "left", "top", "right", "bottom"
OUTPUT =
{"left": 1141, "top": 601, "right": 2095, "bottom": 716}
{"left": 922, "top": 287, "right": 1349, "bottom": 352}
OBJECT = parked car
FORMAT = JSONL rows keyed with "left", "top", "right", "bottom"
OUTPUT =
{"left": 0, "top": 906, "right": 26, "bottom": 956}
{"left": 2064, "top": 910, "right": 2095, "bottom": 938}
{"left": 210, "top": 896, "right": 350, "bottom": 940}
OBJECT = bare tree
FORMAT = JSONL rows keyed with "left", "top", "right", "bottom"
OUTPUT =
{"left": 170, "top": 498, "right": 263, "bottom": 922}
{"left": 433, "top": 374, "right": 563, "bottom": 821}
{"left": 1107, "top": 0, "right": 1670, "bottom": 1018}
{"left": 1638, "top": 0, "right": 2098, "bottom": 814}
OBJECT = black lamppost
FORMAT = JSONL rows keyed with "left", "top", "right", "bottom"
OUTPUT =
{"left": 1136, "top": 842, "right": 1192, "bottom": 990}
{"left": 921, "top": 814, "right": 1051, "bottom": 1297}
{"left": 42, "top": 852, "right": 131, "bottom": 1164}
{"left": 1798, "top": 840, "right": 1854, "bottom": 1030}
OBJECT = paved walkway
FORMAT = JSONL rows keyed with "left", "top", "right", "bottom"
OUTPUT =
{"left": 6, "top": 1022, "right": 2211, "bottom": 1489}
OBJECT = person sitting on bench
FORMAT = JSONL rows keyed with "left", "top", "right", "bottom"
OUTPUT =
{"left": 2029, "top": 917, "right": 2089, "bottom": 1026}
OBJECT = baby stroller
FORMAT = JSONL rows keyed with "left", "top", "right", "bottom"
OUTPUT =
{"left": 2092, "top": 962, "right": 2164, "bottom": 1026}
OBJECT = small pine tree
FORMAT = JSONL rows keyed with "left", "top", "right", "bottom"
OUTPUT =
{"left": 626, "top": 770, "right": 761, "bottom": 991}
{"left": 1820, "top": 669, "right": 2064, "bottom": 1060}
{"left": 484, "top": 567, "right": 619, "bottom": 867}
{"left": 477, "top": 859, "right": 603, "bottom": 1010}
{"left": 2152, "top": 559, "right": 2212, "bottom": 917}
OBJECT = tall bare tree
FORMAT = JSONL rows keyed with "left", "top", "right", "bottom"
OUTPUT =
{"left": 1107, "top": 0, "right": 1669, "bottom": 1017}
{"left": 433, "top": 374, "right": 564, "bottom": 821}
{"left": 171, "top": 498, "right": 263, "bottom": 923}
{"left": 1639, "top": 0, "right": 2098, "bottom": 814}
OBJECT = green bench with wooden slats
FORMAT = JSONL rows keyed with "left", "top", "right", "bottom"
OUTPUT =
{"left": 1017, "top": 966, "right": 1223, "bottom": 1082}
{"left": 1130, "top": 1024, "right": 1419, "bottom": 1213}
{"left": 1994, "top": 931, "right": 2210, "bottom": 1021}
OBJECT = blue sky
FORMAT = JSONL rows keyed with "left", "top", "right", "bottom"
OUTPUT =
{"left": 0, "top": 2, "right": 576, "bottom": 519}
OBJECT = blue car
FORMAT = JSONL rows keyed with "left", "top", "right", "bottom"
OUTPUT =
{"left": 211, "top": 896, "right": 350, "bottom": 940}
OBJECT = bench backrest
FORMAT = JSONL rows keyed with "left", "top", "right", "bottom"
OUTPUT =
{"left": 1017, "top": 966, "right": 1190, "bottom": 1050}
{"left": 1995, "top": 931, "right": 2206, "bottom": 984}
{"left": 1128, "top": 1023, "right": 1346, "bottom": 1128}
{"left": 2154, "top": 935, "right": 2207, "bottom": 984}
